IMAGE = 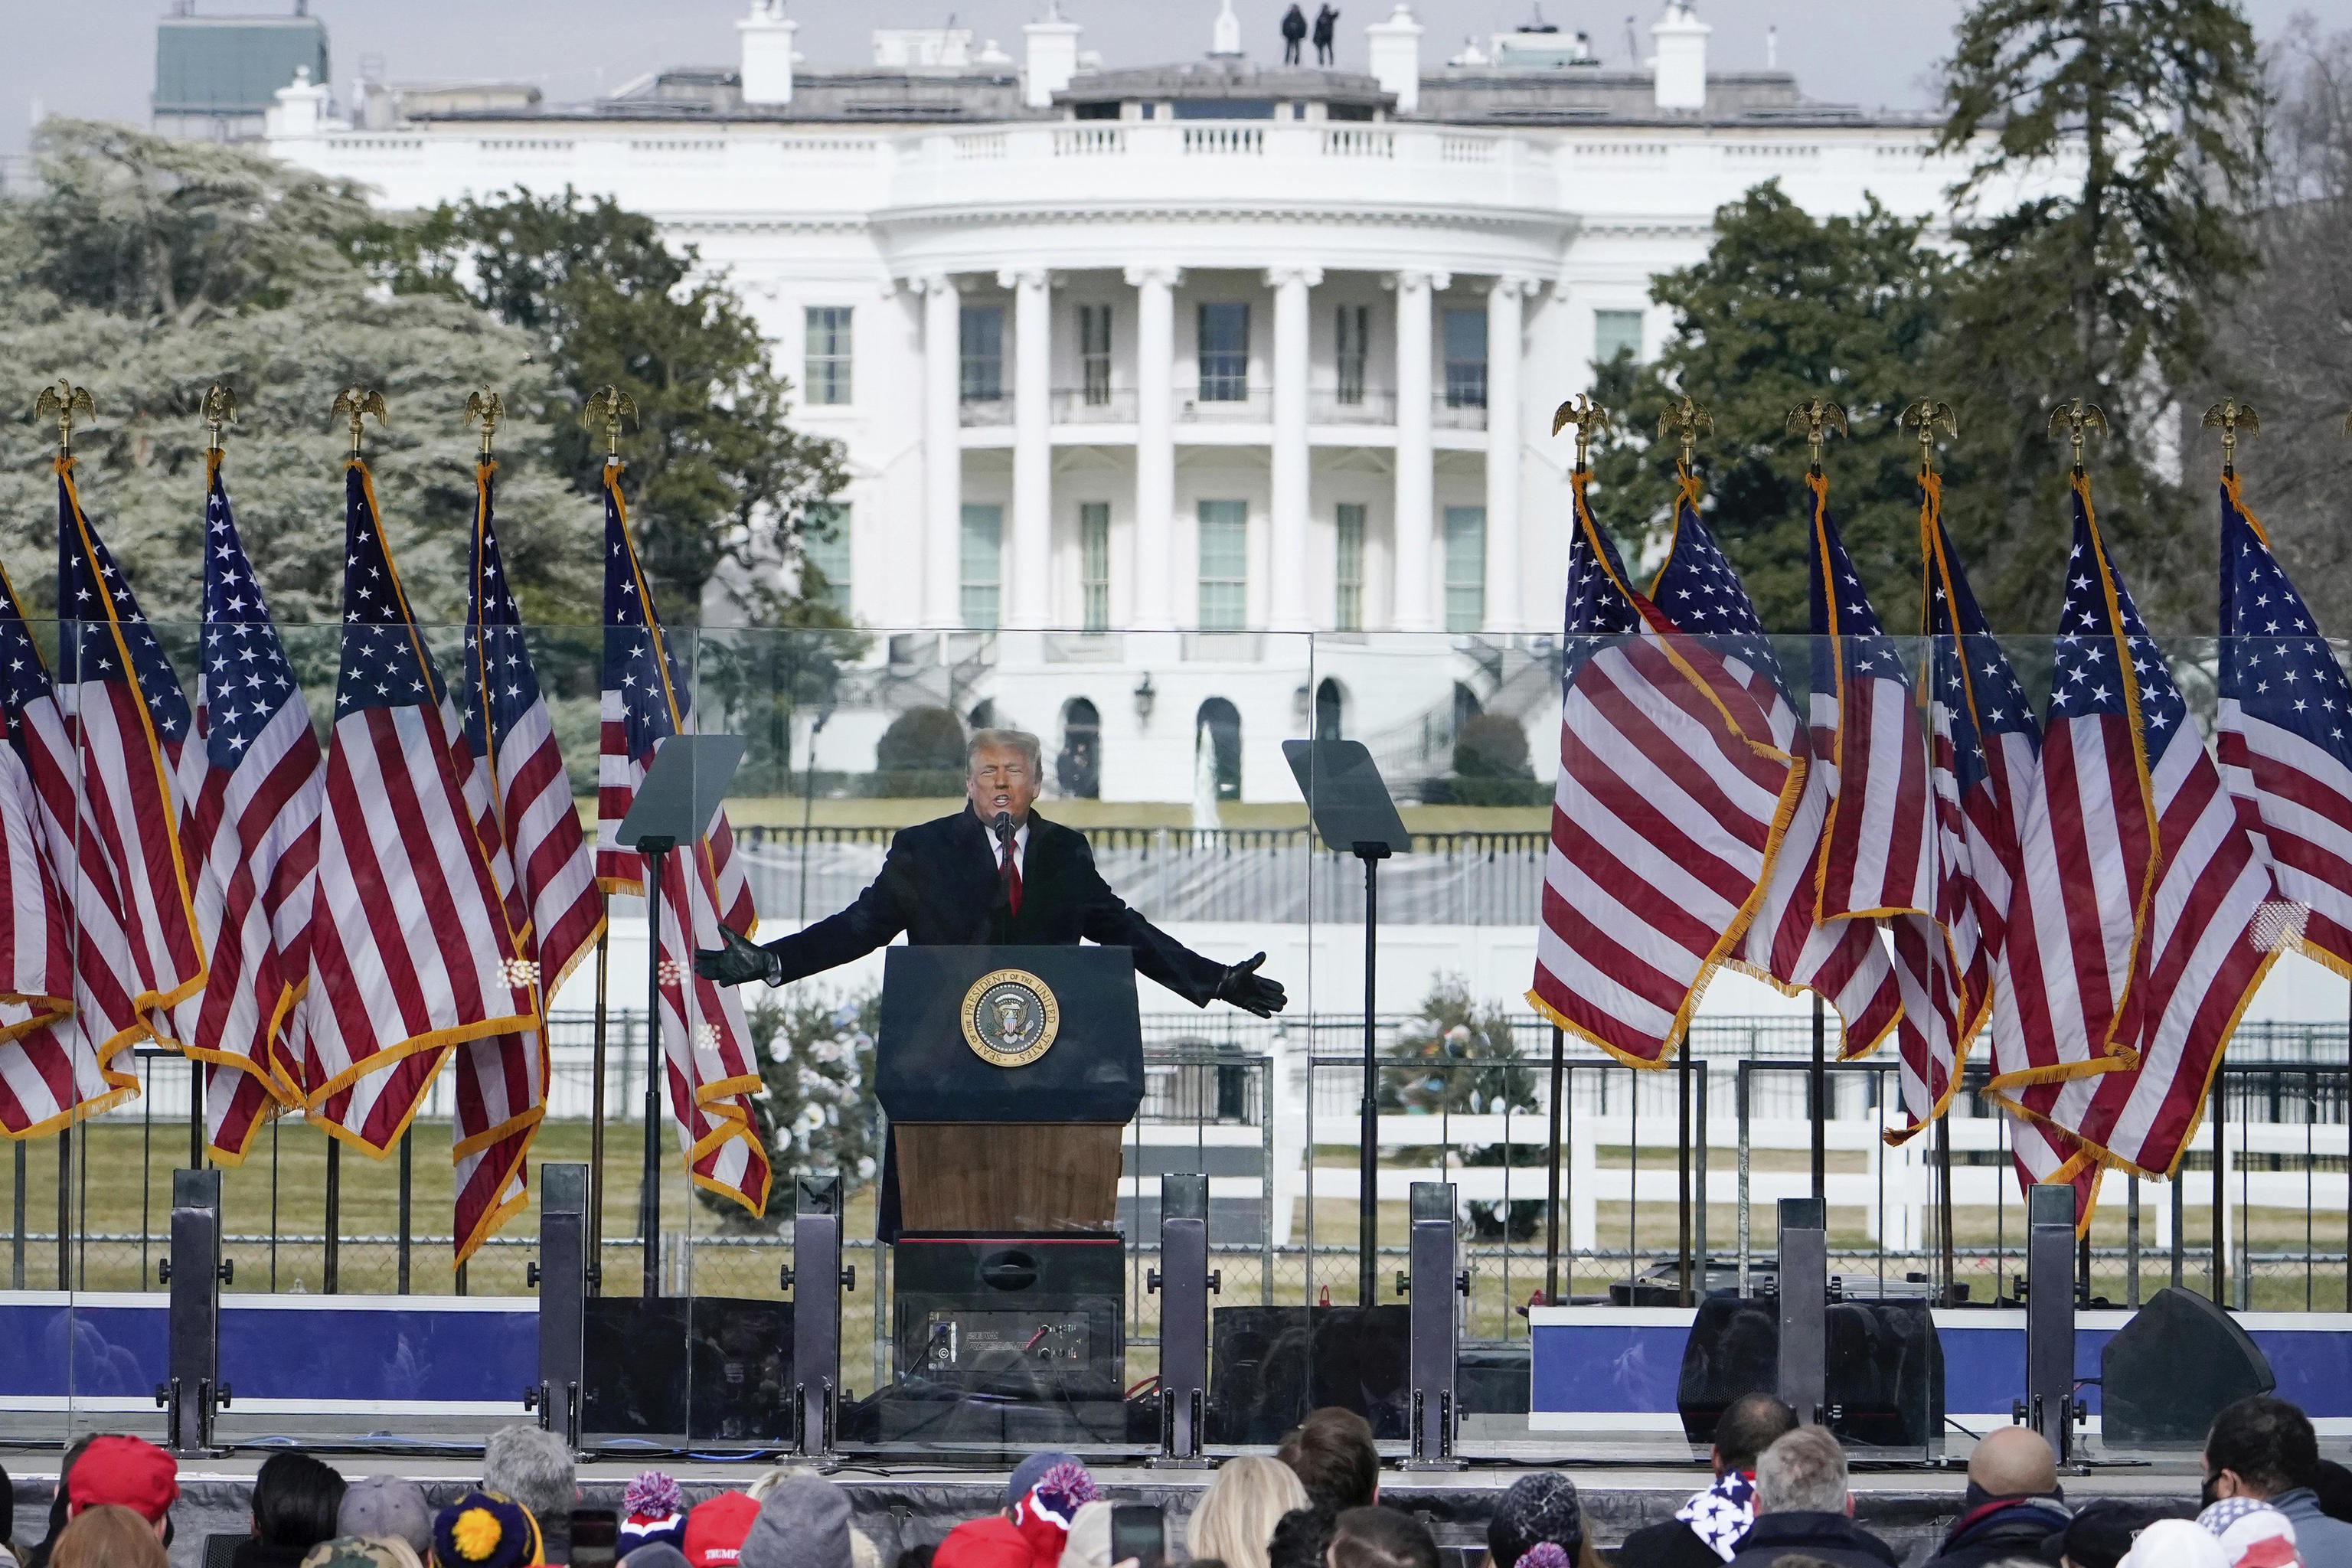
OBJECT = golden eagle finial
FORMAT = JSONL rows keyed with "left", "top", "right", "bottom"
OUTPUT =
{"left": 1899, "top": 399, "right": 1957, "bottom": 478}
{"left": 331, "top": 385, "right": 388, "bottom": 459}
{"left": 2200, "top": 398, "right": 2259, "bottom": 478}
{"left": 1657, "top": 395, "right": 1713, "bottom": 476}
{"left": 1785, "top": 396, "right": 1850, "bottom": 475}
{"left": 2047, "top": 398, "right": 2109, "bottom": 473}
{"left": 34, "top": 379, "right": 96, "bottom": 457}
{"left": 582, "top": 385, "right": 638, "bottom": 463}
{"left": 201, "top": 383, "right": 237, "bottom": 456}
{"left": 1550, "top": 394, "right": 1606, "bottom": 474}
{"left": 465, "top": 386, "right": 505, "bottom": 459}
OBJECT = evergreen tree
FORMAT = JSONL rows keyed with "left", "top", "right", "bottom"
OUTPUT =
{"left": 1935, "top": 0, "right": 2266, "bottom": 632}
{"left": 1587, "top": 184, "right": 1951, "bottom": 633}
{"left": 374, "top": 188, "right": 848, "bottom": 625}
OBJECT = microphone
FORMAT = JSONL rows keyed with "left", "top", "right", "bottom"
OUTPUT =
{"left": 993, "top": 809, "right": 1013, "bottom": 843}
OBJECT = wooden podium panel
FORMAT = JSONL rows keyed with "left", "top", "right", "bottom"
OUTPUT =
{"left": 893, "top": 1122, "right": 1125, "bottom": 1233}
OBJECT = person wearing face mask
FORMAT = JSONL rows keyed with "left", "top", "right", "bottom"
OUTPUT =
{"left": 2204, "top": 1396, "right": 2352, "bottom": 1568}
{"left": 696, "top": 727, "right": 1287, "bottom": 1237}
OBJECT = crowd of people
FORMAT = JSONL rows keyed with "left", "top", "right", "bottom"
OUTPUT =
{"left": 2, "top": 1393, "right": 2347, "bottom": 1568}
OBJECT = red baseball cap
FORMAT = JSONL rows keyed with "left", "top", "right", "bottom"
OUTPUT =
{"left": 681, "top": 1494, "right": 760, "bottom": 1568}
{"left": 67, "top": 1436, "right": 179, "bottom": 1523}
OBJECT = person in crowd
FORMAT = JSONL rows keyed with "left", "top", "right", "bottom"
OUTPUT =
{"left": 48, "top": 1507, "right": 165, "bottom": 1568}
{"left": 1722, "top": 1428, "right": 1896, "bottom": 1568}
{"left": 1279, "top": 1410, "right": 1380, "bottom": 1518}
{"left": 302, "top": 1536, "right": 424, "bottom": 1568}
{"left": 2207, "top": 1396, "right": 2352, "bottom": 1568}
{"left": 339, "top": 1479, "right": 434, "bottom": 1563}
{"left": 1484, "top": 1474, "right": 1600, "bottom": 1568}
{"left": 3, "top": 1459, "right": 20, "bottom": 1568}
{"left": 1312, "top": 4, "right": 1339, "bottom": 64}
{"left": 739, "top": 1475, "right": 851, "bottom": 1568}
{"left": 1920, "top": 1427, "right": 2070, "bottom": 1568}
{"left": 64, "top": 1439, "right": 178, "bottom": 1545}
{"left": 620, "top": 1475, "right": 685, "bottom": 1560}
{"left": 2200, "top": 1499, "right": 2301, "bottom": 1568}
{"left": 1265, "top": 1508, "right": 1329, "bottom": 1568}
{"left": 482, "top": 1429, "right": 574, "bottom": 1563}
{"left": 681, "top": 1495, "right": 760, "bottom": 1568}
{"left": 1327, "top": 1508, "right": 1438, "bottom": 1568}
{"left": 24, "top": 1439, "right": 96, "bottom": 1568}
{"left": 1186, "top": 1455, "right": 1307, "bottom": 1568}
{"left": 932, "top": 1460, "right": 1096, "bottom": 1568}
{"left": 623, "top": 1548, "right": 688, "bottom": 1568}
{"left": 430, "top": 1492, "right": 541, "bottom": 1568}
{"left": 1056, "top": 1501, "right": 1111, "bottom": 1568}
{"left": 2122, "top": 1521, "right": 2230, "bottom": 1568}
{"left": 1280, "top": 3, "right": 1308, "bottom": 64}
{"left": 894, "top": 1550, "right": 936, "bottom": 1568}
{"left": 1617, "top": 1394, "right": 1800, "bottom": 1568}
{"left": 2313, "top": 1465, "right": 2352, "bottom": 1527}
{"left": 2043, "top": 1499, "right": 2146, "bottom": 1568}
{"left": 239, "top": 1454, "right": 348, "bottom": 1568}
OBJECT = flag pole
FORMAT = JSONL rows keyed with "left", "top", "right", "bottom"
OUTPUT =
{"left": 185, "top": 385, "right": 236, "bottom": 1176}
{"left": 589, "top": 920, "right": 609, "bottom": 1295}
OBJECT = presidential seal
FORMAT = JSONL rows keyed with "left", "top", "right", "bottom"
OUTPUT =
{"left": 959, "top": 968, "right": 1060, "bottom": 1068}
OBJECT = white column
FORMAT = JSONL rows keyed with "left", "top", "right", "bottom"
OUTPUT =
{"left": 920, "top": 274, "right": 962, "bottom": 627}
{"left": 1391, "top": 269, "right": 1445, "bottom": 632}
{"left": 1125, "top": 265, "right": 1181, "bottom": 629}
{"left": 1483, "top": 276, "right": 1533, "bottom": 632}
{"left": 1003, "top": 267, "right": 1053, "bottom": 628}
{"left": 1266, "top": 265, "right": 1321, "bottom": 631}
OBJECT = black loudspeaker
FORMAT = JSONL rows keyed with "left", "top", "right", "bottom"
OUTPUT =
{"left": 2101, "top": 1286, "right": 2275, "bottom": 1447}
{"left": 1205, "top": 1305, "right": 1411, "bottom": 1445}
{"left": 579, "top": 1295, "right": 793, "bottom": 1440}
{"left": 1675, "top": 1293, "right": 1944, "bottom": 1453}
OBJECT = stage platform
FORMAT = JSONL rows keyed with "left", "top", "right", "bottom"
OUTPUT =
{"left": 2, "top": 1451, "right": 2212, "bottom": 1568}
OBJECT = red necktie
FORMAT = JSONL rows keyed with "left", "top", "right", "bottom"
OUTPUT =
{"left": 998, "top": 832, "right": 1023, "bottom": 917}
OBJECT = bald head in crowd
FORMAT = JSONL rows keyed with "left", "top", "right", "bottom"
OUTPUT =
{"left": 1968, "top": 1427, "right": 2059, "bottom": 1499}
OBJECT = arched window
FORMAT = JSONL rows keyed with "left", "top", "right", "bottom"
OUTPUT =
{"left": 1057, "top": 697, "right": 1102, "bottom": 799}
{"left": 1314, "top": 678, "right": 1344, "bottom": 741}
{"left": 1196, "top": 697, "right": 1242, "bottom": 802}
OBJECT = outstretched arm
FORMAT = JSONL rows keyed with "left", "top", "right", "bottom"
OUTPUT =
{"left": 1071, "top": 837, "right": 1286, "bottom": 1014}
{"left": 695, "top": 836, "right": 914, "bottom": 987}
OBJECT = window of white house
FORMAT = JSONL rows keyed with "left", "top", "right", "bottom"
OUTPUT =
{"left": 1080, "top": 501, "right": 1111, "bottom": 632}
{"left": 960, "top": 503, "right": 1001, "bottom": 629}
{"left": 1442, "top": 308, "right": 1488, "bottom": 408}
{"left": 1334, "top": 503, "right": 1365, "bottom": 632}
{"left": 802, "top": 501, "right": 851, "bottom": 613}
{"left": 804, "top": 307, "right": 852, "bottom": 405}
{"left": 960, "top": 306, "right": 1004, "bottom": 402}
{"left": 1444, "top": 505, "right": 1485, "bottom": 632}
{"left": 1334, "top": 305, "right": 1369, "bottom": 405}
{"left": 1198, "top": 303, "right": 1250, "bottom": 401}
{"left": 1197, "top": 500, "right": 1248, "bottom": 631}
{"left": 1079, "top": 305, "right": 1112, "bottom": 405}
{"left": 1593, "top": 309, "right": 1645, "bottom": 368}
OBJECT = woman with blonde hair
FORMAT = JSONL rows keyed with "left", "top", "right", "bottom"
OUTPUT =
{"left": 1187, "top": 1456, "right": 1311, "bottom": 1568}
{"left": 49, "top": 1507, "right": 166, "bottom": 1568}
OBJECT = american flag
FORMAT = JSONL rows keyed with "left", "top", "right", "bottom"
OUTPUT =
{"left": 1988, "top": 477, "right": 2152, "bottom": 1094}
{"left": 0, "top": 564, "right": 103, "bottom": 1137}
{"left": 2016, "top": 479, "right": 2283, "bottom": 1188}
{"left": 597, "top": 464, "right": 769, "bottom": 1215}
{"left": 2216, "top": 476, "right": 2352, "bottom": 973}
{"left": 1645, "top": 485, "right": 1903, "bottom": 1055}
{"left": 1527, "top": 472, "right": 1803, "bottom": 1067}
{"left": 54, "top": 459, "right": 207, "bottom": 1035}
{"left": 1803, "top": 476, "right": 1945, "bottom": 1139}
{"left": 302, "top": 461, "right": 539, "bottom": 1262}
{"left": 1920, "top": 485, "right": 2102, "bottom": 1214}
{"left": 167, "top": 456, "right": 324, "bottom": 1164}
{"left": 452, "top": 459, "right": 602, "bottom": 1253}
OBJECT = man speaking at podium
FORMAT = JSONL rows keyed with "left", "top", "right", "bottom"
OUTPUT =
{"left": 695, "top": 726, "right": 1288, "bottom": 1012}
{"left": 697, "top": 727, "right": 1285, "bottom": 1237}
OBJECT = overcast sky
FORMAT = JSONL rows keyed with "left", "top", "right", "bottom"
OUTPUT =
{"left": 5, "top": 0, "right": 2324, "bottom": 156}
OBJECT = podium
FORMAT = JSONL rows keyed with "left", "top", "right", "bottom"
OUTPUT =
{"left": 867, "top": 945, "right": 1144, "bottom": 1442}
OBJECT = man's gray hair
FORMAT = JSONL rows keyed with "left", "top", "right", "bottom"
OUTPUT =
{"left": 1755, "top": 1426, "right": 1849, "bottom": 1514}
{"left": 483, "top": 1423, "right": 577, "bottom": 1527}
{"left": 968, "top": 727, "right": 1043, "bottom": 778}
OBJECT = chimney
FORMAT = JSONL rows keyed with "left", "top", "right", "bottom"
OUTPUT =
{"left": 1367, "top": 5, "right": 1423, "bottom": 114}
{"left": 1650, "top": 2, "right": 1708, "bottom": 112}
{"left": 264, "top": 65, "right": 331, "bottom": 139}
{"left": 739, "top": 0, "right": 797, "bottom": 108}
{"left": 1023, "top": 11, "right": 1081, "bottom": 109}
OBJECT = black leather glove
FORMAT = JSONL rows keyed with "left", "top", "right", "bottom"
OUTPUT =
{"left": 1215, "top": 952, "right": 1286, "bottom": 1017}
{"left": 694, "top": 924, "right": 780, "bottom": 988}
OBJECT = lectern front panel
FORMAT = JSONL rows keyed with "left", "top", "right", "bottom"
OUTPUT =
{"left": 893, "top": 1123, "right": 1124, "bottom": 1232}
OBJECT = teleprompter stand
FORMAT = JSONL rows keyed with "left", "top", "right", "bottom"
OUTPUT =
{"left": 1284, "top": 740, "right": 1412, "bottom": 1306}
{"left": 614, "top": 732, "right": 746, "bottom": 1298}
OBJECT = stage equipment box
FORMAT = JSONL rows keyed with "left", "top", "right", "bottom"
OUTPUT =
{"left": 578, "top": 1294, "right": 794, "bottom": 1441}
{"left": 1206, "top": 1305, "right": 1412, "bottom": 1445}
